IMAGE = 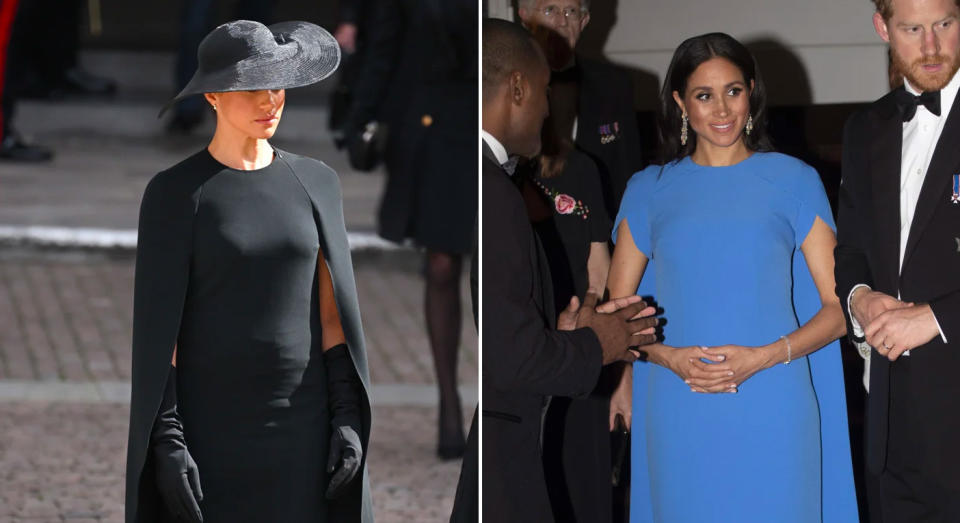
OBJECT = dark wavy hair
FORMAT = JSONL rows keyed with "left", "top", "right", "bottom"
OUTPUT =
{"left": 656, "top": 32, "right": 773, "bottom": 165}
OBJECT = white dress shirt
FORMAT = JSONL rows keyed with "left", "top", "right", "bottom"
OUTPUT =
{"left": 481, "top": 130, "right": 509, "bottom": 165}
{"left": 848, "top": 69, "right": 960, "bottom": 390}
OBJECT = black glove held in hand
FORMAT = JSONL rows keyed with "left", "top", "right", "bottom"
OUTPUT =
{"left": 324, "top": 344, "right": 363, "bottom": 499}
{"left": 151, "top": 366, "right": 204, "bottom": 522}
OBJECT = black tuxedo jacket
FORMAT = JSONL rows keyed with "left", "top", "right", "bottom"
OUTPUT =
{"left": 574, "top": 58, "right": 643, "bottom": 217}
{"left": 481, "top": 144, "right": 602, "bottom": 521}
{"left": 836, "top": 86, "right": 960, "bottom": 488}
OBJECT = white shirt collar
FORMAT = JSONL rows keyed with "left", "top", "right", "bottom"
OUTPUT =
{"left": 903, "top": 67, "right": 960, "bottom": 117}
{"left": 481, "top": 130, "right": 509, "bottom": 165}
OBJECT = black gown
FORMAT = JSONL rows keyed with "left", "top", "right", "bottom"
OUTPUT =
{"left": 125, "top": 148, "right": 374, "bottom": 522}
{"left": 178, "top": 150, "right": 328, "bottom": 521}
{"left": 522, "top": 149, "right": 615, "bottom": 523}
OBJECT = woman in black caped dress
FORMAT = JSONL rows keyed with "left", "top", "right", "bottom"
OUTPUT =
{"left": 516, "top": 78, "right": 615, "bottom": 523}
{"left": 124, "top": 21, "right": 374, "bottom": 523}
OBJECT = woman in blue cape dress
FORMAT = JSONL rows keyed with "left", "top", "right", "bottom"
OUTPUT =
{"left": 606, "top": 33, "right": 858, "bottom": 522}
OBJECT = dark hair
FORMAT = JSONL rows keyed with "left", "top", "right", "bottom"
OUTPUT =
{"left": 482, "top": 19, "right": 543, "bottom": 102}
{"left": 656, "top": 32, "right": 773, "bottom": 165}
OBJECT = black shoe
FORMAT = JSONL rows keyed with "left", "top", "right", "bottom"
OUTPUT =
{"left": 437, "top": 400, "right": 466, "bottom": 460}
{"left": 0, "top": 135, "right": 53, "bottom": 162}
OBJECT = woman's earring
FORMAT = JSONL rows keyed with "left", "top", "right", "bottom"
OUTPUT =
{"left": 745, "top": 114, "right": 753, "bottom": 136}
{"left": 680, "top": 113, "right": 689, "bottom": 146}
{"left": 212, "top": 104, "right": 217, "bottom": 111}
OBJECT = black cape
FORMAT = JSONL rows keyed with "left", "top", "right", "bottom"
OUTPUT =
{"left": 124, "top": 148, "right": 374, "bottom": 522}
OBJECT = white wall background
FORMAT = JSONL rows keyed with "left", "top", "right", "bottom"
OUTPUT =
{"left": 491, "top": 0, "right": 893, "bottom": 109}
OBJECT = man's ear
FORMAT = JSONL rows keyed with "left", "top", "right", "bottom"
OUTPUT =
{"left": 671, "top": 90, "right": 686, "bottom": 116}
{"left": 873, "top": 12, "right": 891, "bottom": 43}
{"left": 517, "top": 7, "right": 532, "bottom": 27}
{"left": 510, "top": 71, "right": 527, "bottom": 106}
{"left": 579, "top": 12, "right": 590, "bottom": 31}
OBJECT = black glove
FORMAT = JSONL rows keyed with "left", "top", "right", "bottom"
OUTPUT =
{"left": 151, "top": 365, "right": 204, "bottom": 522}
{"left": 324, "top": 344, "right": 364, "bottom": 499}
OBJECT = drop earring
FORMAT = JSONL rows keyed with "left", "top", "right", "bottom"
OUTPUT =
{"left": 680, "top": 113, "right": 689, "bottom": 146}
{"left": 745, "top": 114, "right": 753, "bottom": 136}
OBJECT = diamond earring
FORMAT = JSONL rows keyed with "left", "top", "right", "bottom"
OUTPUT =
{"left": 680, "top": 113, "right": 689, "bottom": 146}
{"left": 745, "top": 114, "right": 753, "bottom": 136}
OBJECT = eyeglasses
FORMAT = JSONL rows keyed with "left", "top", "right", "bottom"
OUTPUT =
{"left": 540, "top": 5, "right": 588, "bottom": 22}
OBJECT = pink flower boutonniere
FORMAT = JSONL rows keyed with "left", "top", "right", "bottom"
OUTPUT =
{"left": 530, "top": 178, "right": 591, "bottom": 220}
{"left": 554, "top": 194, "right": 576, "bottom": 214}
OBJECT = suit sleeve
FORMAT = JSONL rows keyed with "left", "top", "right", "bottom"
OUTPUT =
{"left": 834, "top": 115, "right": 874, "bottom": 343}
{"left": 482, "top": 170, "right": 602, "bottom": 397}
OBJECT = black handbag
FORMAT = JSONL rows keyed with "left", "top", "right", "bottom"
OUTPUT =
{"left": 347, "top": 120, "right": 388, "bottom": 172}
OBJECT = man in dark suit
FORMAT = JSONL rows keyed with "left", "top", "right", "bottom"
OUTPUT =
{"left": 517, "top": 0, "right": 642, "bottom": 218}
{"left": 835, "top": 0, "right": 960, "bottom": 519}
{"left": 482, "top": 19, "right": 658, "bottom": 522}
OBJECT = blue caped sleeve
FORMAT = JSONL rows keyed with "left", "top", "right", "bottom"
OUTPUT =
{"left": 792, "top": 163, "right": 836, "bottom": 246}
{"left": 612, "top": 168, "right": 655, "bottom": 257}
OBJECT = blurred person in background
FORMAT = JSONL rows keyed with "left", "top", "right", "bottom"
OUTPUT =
{"left": 166, "top": 0, "right": 277, "bottom": 134}
{"left": 6, "top": 0, "right": 115, "bottom": 101}
{"left": 344, "top": 0, "right": 477, "bottom": 459}
{"left": 517, "top": 0, "right": 642, "bottom": 219}
{"left": 126, "top": 21, "right": 373, "bottom": 522}
{"left": 328, "top": 0, "right": 372, "bottom": 146}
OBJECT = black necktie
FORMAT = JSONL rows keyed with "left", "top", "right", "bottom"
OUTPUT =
{"left": 895, "top": 88, "right": 941, "bottom": 121}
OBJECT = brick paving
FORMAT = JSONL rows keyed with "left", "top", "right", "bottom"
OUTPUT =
{"left": 0, "top": 401, "right": 471, "bottom": 522}
{"left": 0, "top": 250, "right": 477, "bottom": 386}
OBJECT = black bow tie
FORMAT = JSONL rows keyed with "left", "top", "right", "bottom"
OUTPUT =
{"left": 895, "top": 88, "right": 941, "bottom": 121}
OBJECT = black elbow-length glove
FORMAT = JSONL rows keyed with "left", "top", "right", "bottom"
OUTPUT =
{"left": 150, "top": 365, "right": 204, "bottom": 522}
{"left": 324, "top": 343, "right": 364, "bottom": 499}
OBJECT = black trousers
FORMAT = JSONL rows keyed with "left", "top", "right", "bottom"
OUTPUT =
{"left": 872, "top": 357, "right": 960, "bottom": 522}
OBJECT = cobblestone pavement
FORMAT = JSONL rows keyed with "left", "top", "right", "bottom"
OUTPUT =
{"left": 0, "top": 250, "right": 477, "bottom": 386}
{"left": 0, "top": 401, "right": 471, "bottom": 522}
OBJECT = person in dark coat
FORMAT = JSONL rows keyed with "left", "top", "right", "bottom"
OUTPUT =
{"left": 0, "top": 0, "right": 52, "bottom": 161}
{"left": 481, "top": 19, "right": 659, "bottom": 522}
{"left": 836, "top": 0, "right": 960, "bottom": 520}
{"left": 126, "top": 21, "right": 373, "bottom": 522}
{"left": 345, "top": 0, "right": 477, "bottom": 459}
{"left": 518, "top": 0, "right": 643, "bottom": 218}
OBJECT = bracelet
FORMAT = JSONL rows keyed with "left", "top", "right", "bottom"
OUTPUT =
{"left": 780, "top": 335, "right": 792, "bottom": 365}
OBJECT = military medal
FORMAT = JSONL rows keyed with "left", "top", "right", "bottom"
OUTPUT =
{"left": 953, "top": 174, "right": 960, "bottom": 204}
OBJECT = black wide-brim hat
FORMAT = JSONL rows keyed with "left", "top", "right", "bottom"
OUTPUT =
{"left": 159, "top": 20, "right": 340, "bottom": 117}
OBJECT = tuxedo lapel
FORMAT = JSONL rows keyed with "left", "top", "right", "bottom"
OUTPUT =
{"left": 482, "top": 141, "right": 499, "bottom": 165}
{"left": 870, "top": 97, "right": 903, "bottom": 294}
{"left": 903, "top": 93, "right": 960, "bottom": 269}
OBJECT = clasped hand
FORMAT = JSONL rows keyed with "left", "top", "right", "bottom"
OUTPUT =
{"left": 658, "top": 344, "right": 774, "bottom": 394}
{"left": 852, "top": 289, "right": 939, "bottom": 360}
{"left": 557, "top": 292, "right": 660, "bottom": 365}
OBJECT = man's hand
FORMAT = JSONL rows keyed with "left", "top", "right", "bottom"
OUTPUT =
{"left": 865, "top": 304, "right": 941, "bottom": 361}
{"left": 851, "top": 288, "right": 910, "bottom": 330}
{"left": 576, "top": 292, "right": 658, "bottom": 365}
{"left": 557, "top": 296, "right": 580, "bottom": 331}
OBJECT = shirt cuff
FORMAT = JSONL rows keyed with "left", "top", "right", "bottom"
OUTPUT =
{"left": 932, "top": 308, "right": 949, "bottom": 344}
{"left": 847, "top": 284, "right": 871, "bottom": 339}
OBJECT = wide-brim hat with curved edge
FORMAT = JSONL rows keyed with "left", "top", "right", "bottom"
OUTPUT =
{"left": 158, "top": 19, "right": 340, "bottom": 117}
